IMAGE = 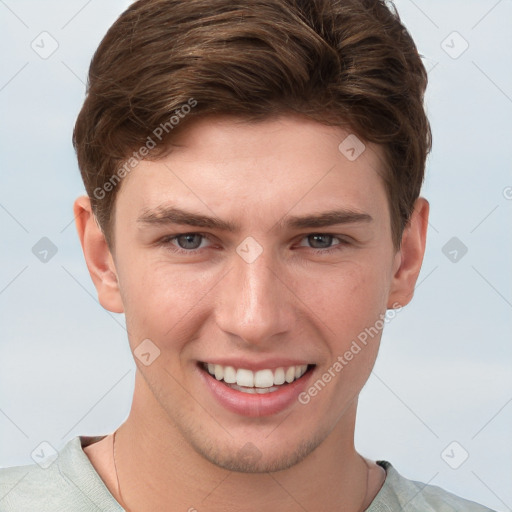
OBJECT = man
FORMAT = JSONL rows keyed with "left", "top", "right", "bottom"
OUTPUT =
{"left": 0, "top": 0, "right": 495, "bottom": 510}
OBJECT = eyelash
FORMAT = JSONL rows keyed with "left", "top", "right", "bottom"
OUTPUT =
{"left": 158, "top": 232, "right": 350, "bottom": 256}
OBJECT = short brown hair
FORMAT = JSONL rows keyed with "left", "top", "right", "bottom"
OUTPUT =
{"left": 73, "top": 0, "right": 431, "bottom": 248}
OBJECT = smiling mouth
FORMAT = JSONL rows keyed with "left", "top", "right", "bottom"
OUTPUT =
{"left": 200, "top": 362, "right": 315, "bottom": 394}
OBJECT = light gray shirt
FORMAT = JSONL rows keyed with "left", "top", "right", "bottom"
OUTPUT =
{"left": 0, "top": 436, "right": 496, "bottom": 511}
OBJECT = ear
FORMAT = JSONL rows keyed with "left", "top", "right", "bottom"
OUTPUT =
{"left": 387, "top": 197, "right": 429, "bottom": 308}
{"left": 73, "top": 195, "right": 124, "bottom": 313}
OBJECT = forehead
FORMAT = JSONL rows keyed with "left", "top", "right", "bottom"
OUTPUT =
{"left": 116, "top": 115, "right": 390, "bottom": 227}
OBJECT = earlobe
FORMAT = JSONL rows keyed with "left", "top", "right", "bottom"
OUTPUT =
{"left": 73, "top": 195, "right": 124, "bottom": 313}
{"left": 387, "top": 197, "right": 429, "bottom": 309}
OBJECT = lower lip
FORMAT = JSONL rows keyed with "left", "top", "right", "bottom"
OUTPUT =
{"left": 199, "top": 365, "right": 314, "bottom": 417}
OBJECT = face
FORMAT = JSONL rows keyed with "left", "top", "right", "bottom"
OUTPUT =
{"left": 104, "top": 115, "right": 406, "bottom": 472}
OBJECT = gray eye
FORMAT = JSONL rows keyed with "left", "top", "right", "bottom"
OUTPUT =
{"left": 308, "top": 234, "right": 333, "bottom": 249}
{"left": 176, "top": 234, "right": 203, "bottom": 249}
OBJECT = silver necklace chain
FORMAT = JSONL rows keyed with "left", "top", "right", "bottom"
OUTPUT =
{"left": 112, "top": 429, "right": 132, "bottom": 512}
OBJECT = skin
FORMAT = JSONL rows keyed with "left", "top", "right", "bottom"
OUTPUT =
{"left": 76, "top": 114, "right": 429, "bottom": 512}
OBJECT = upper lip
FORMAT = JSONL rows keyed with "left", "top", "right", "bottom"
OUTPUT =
{"left": 199, "top": 358, "right": 314, "bottom": 372}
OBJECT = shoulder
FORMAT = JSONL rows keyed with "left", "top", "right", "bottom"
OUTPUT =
{"left": 0, "top": 447, "right": 85, "bottom": 512}
{"left": 368, "top": 461, "right": 497, "bottom": 512}
{"left": 0, "top": 457, "right": 65, "bottom": 511}
{"left": 0, "top": 436, "right": 121, "bottom": 512}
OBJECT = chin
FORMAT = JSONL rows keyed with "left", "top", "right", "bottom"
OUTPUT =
{"left": 189, "top": 431, "right": 326, "bottom": 474}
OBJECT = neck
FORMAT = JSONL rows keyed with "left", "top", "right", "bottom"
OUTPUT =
{"left": 112, "top": 372, "right": 375, "bottom": 512}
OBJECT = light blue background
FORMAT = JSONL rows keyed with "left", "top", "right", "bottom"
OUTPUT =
{"left": 0, "top": 1, "right": 511, "bottom": 510}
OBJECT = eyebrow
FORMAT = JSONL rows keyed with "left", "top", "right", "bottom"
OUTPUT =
{"left": 279, "top": 209, "right": 373, "bottom": 230}
{"left": 137, "top": 205, "right": 373, "bottom": 232}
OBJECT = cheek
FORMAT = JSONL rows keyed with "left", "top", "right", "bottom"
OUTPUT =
{"left": 117, "top": 256, "right": 217, "bottom": 349}
{"left": 298, "top": 261, "right": 390, "bottom": 351}
{"left": 294, "top": 263, "right": 390, "bottom": 422}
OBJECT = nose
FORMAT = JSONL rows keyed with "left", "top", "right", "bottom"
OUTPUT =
{"left": 214, "top": 248, "right": 294, "bottom": 347}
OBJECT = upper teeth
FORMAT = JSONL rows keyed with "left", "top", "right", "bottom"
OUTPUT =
{"left": 205, "top": 363, "right": 308, "bottom": 388}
